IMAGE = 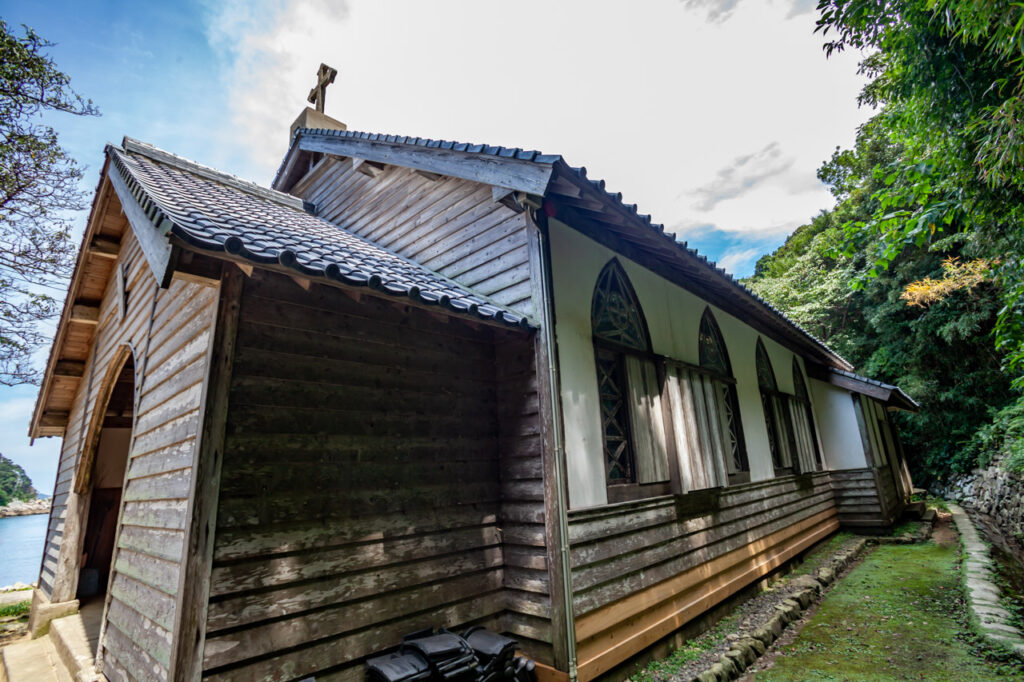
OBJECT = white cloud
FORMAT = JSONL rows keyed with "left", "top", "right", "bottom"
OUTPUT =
{"left": 681, "top": 0, "right": 816, "bottom": 23}
{"left": 717, "top": 246, "right": 764, "bottom": 275}
{"left": 691, "top": 142, "right": 794, "bottom": 211}
{"left": 201, "top": 0, "right": 352, "bottom": 180}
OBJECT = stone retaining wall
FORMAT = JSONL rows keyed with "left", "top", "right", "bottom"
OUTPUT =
{"left": 932, "top": 454, "right": 1024, "bottom": 540}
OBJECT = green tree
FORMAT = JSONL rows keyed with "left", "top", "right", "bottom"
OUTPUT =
{"left": 0, "top": 21, "right": 98, "bottom": 385}
{"left": 0, "top": 454, "right": 36, "bottom": 506}
{"left": 814, "top": 0, "right": 1024, "bottom": 386}
{"left": 747, "top": 118, "right": 1015, "bottom": 485}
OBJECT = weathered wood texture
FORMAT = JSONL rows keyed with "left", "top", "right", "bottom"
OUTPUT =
{"left": 297, "top": 158, "right": 536, "bottom": 319}
{"left": 567, "top": 473, "right": 838, "bottom": 681}
{"left": 38, "top": 223, "right": 219, "bottom": 682}
{"left": 495, "top": 337, "right": 554, "bottom": 662}
{"left": 201, "top": 271, "right": 549, "bottom": 681}
{"left": 830, "top": 468, "right": 891, "bottom": 527}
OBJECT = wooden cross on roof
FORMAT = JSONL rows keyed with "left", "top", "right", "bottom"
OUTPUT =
{"left": 307, "top": 63, "right": 338, "bottom": 113}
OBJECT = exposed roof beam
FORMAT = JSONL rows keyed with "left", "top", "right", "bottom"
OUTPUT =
{"left": 414, "top": 169, "right": 443, "bottom": 182}
{"left": 88, "top": 236, "right": 120, "bottom": 258}
{"left": 297, "top": 133, "right": 554, "bottom": 194}
{"left": 38, "top": 411, "right": 69, "bottom": 429}
{"left": 53, "top": 360, "right": 85, "bottom": 378}
{"left": 70, "top": 303, "right": 100, "bottom": 325}
{"left": 353, "top": 158, "right": 386, "bottom": 178}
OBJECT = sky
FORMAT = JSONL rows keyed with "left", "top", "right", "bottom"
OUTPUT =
{"left": 0, "top": 0, "right": 873, "bottom": 495}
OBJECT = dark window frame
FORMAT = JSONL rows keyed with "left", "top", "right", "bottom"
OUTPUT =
{"left": 698, "top": 309, "right": 749, "bottom": 485}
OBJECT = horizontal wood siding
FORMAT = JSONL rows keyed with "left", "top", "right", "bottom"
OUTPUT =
{"left": 831, "top": 468, "right": 889, "bottom": 527}
{"left": 102, "top": 275, "right": 218, "bottom": 682}
{"left": 567, "top": 473, "right": 838, "bottom": 680}
{"left": 202, "top": 271, "right": 521, "bottom": 681}
{"left": 300, "top": 158, "right": 535, "bottom": 319}
{"left": 38, "top": 224, "right": 219, "bottom": 682}
{"left": 495, "top": 336, "right": 553, "bottom": 663}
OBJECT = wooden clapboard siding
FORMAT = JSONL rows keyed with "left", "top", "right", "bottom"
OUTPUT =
{"left": 829, "top": 468, "right": 891, "bottom": 527}
{"left": 567, "top": 473, "right": 838, "bottom": 681}
{"left": 37, "top": 215, "right": 220, "bottom": 682}
{"left": 101, "top": 274, "right": 218, "bottom": 682}
{"left": 495, "top": 336, "right": 553, "bottom": 663}
{"left": 298, "top": 158, "right": 536, "bottom": 318}
{"left": 202, "top": 270, "right": 542, "bottom": 681}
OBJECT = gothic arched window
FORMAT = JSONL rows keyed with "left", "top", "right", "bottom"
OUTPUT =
{"left": 698, "top": 310, "right": 748, "bottom": 479}
{"left": 790, "top": 359, "right": 822, "bottom": 472}
{"left": 592, "top": 260, "right": 669, "bottom": 496}
{"left": 756, "top": 339, "right": 798, "bottom": 472}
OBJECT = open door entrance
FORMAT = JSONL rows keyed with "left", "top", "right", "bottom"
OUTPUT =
{"left": 77, "top": 355, "right": 134, "bottom": 648}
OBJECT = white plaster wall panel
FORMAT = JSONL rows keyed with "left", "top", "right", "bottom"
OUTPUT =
{"left": 809, "top": 379, "right": 868, "bottom": 469}
{"left": 549, "top": 219, "right": 821, "bottom": 506}
{"left": 548, "top": 219, "right": 613, "bottom": 509}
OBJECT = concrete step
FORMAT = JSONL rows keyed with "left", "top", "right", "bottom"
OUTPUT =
{"left": 0, "top": 635, "right": 72, "bottom": 682}
{"left": 49, "top": 613, "right": 99, "bottom": 682}
{"left": 904, "top": 501, "right": 927, "bottom": 519}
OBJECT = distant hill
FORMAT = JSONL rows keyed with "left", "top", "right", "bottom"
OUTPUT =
{"left": 0, "top": 455, "right": 37, "bottom": 506}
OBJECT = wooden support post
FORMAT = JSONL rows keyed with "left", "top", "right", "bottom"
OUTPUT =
{"left": 169, "top": 267, "right": 243, "bottom": 682}
{"left": 526, "top": 211, "right": 575, "bottom": 677}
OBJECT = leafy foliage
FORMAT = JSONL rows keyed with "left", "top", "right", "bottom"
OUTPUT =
{"left": 747, "top": 118, "right": 1015, "bottom": 485}
{"left": 814, "top": 1, "right": 1024, "bottom": 387}
{"left": 0, "top": 21, "right": 98, "bottom": 385}
{"left": 0, "top": 454, "right": 36, "bottom": 507}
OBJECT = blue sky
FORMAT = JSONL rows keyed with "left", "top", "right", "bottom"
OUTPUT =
{"left": 0, "top": 0, "right": 872, "bottom": 493}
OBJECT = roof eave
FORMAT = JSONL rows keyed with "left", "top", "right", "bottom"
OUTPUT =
{"left": 278, "top": 128, "right": 559, "bottom": 197}
{"left": 544, "top": 160, "right": 853, "bottom": 371}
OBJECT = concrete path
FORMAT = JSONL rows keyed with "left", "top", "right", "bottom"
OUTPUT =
{"left": 949, "top": 503, "right": 1024, "bottom": 657}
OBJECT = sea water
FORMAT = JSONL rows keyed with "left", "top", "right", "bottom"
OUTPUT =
{"left": 0, "top": 514, "right": 48, "bottom": 587}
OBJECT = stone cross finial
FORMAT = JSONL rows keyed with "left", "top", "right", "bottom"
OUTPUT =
{"left": 307, "top": 63, "right": 338, "bottom": 113}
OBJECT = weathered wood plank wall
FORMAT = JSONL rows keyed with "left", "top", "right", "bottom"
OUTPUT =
{"left": 297, "top": 158, "right": 535, "bottom": 318}
{"left": 495, "top": 337, "right": 553, "bottom": 662}
{"left": 567, "top": 473, "right": 838, "bottom": 681}
{"left": 830, "top": 468, "right": 886, "bottom": 527}
{"left": 39, "top": 217, "right": 220, "bottom": 682}
{"left": 201, "top": 271, "right": 550, "bottom": 682}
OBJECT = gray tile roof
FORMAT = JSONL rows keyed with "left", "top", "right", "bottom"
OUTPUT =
{"left": 272, "top": 128, "right": 562, "bottom": 187}
{"left": 108, "top": 138, "right": 533, "bottom": 329}
{"left": 831, "top": 368, "right": 920, "bottom": 410}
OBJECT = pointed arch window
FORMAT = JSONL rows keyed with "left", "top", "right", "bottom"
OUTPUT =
{"left": 790, "top": 360, "right": 822, "bottom": 472}
{"left": 756, "top": 339, "right": 798, "bottom": 473}
{"left": 665, "top": 309, "right": 749, "bottom": 490}
{"left": 592, "top": 260, "right": 670, "bottom": 499}
{"left": 700, "top": 312, "right": 748, "bottom": 479}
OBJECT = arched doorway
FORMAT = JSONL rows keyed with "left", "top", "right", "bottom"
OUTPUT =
{"left": 77, "top": 354, "right": 134, "bottom": 611}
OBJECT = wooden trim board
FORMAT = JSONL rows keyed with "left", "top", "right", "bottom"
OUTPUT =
{"left": 574, "top": 509, "right": 839, "bottom": 681}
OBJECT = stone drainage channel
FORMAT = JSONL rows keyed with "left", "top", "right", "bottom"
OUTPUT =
{"left": 679, "top": 510, "right": 1024, "bottom": 682}
{"left": 949, "top": 503, "right": 1024, "bottom": 658}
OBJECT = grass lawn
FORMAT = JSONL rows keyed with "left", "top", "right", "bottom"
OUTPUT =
{"left": 752, "top": 540, "right": 1024, "bottom": 681}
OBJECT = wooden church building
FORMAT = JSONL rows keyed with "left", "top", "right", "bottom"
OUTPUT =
{"left": 27, "top": 81, "right": 918, "bottom": 682}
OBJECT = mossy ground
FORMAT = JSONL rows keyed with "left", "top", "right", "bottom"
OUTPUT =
{"left": 752, "top": 541, "right": 1024, "bottom": 681}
